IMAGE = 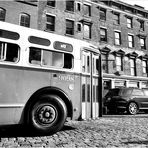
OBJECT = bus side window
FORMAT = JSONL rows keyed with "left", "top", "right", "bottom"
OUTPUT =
{"left": 42, "top": 50, "right": 63, "bottom": 68}
{"left": 96, "top": 59, "right": 99, "bottom": 74}
{"left": 29, "top": 47, "right": 41, "bottom": 65}
{"left": 5, "top": 43, "right": 19, "bottom": 62}
{"left": 63, "top": 53, "right": 73, "bottom": 69}
{"left": 52, "top": 52, "right": 63, "bottom": 67}
{"left": 0, "top": 42, "right": 19, "bottom": 62}
{"left": 0, "top": 42, "right": 5, "bottom": 60}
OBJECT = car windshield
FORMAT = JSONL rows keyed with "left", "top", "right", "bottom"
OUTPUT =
{"left": 107, "top": 89, "right": 120, "bottom": 96}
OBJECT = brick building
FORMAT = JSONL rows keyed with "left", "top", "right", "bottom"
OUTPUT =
{"left": 37, "top": 0, "right": 100, "bottom": 46}
{"left": 97, "top": 0, "right": 148, "bottom": 96}
{"left": 0, "top": 0, "right": 38, "bottom": 29}
{"left": 37, "top": 0, "right": 148, "bottom": 96}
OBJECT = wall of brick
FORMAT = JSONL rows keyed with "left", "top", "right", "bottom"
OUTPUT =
{"left": 37, "top": 0, "right": 148, "bottom": 79}
{"left": 0, "top": 1, "right": 38, "bottom": 29}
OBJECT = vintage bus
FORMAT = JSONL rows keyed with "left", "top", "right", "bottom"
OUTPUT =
{"left": 0, "top": 21, "right": 101, "bottom": 134}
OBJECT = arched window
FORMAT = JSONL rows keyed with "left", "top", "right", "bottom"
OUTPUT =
{"left": 0, "top": 8, "right": 6, "bottom": 21}
{"left": 20, "top": 13, "right": 30, "bottom": 27}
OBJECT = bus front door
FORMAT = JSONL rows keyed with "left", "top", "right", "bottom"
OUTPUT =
{"left": 81, "top": 50, "right": 99, "bottom": 120}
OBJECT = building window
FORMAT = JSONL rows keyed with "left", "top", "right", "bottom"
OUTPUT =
{"left": 102, "top": 53, "right": 108, "bottom": 73}
{"left": 47, "top": 0, "right": 55, "bottom": 7}
{"left": 140, "top": 20, "right": 144, "bottom": 31}
{"left": 66, "top": 0, "right": 74, "bottom": 12}
{"left": 116, "top": 55, "right": 123, "bottom": 71}
{"left": 66, "top": 19, "right": 74, "bottom": 35}
{"left": 114, "top": 31, "right": 121, "bottom": 45}
{"left": 128, "top": 34, "right": 134, "bottom": 48}
{"left": 0, "top": 8, "right": 6, "bottom": 21}
{"left": 100, "top": 8, "right": 106, "bottom": 21}
{"left": 130, "top": 58, "right": 136, "bottom": 76}
{"left": 77, "top": 23, "right": 82, "bottom": 32}
{"left": 113, "top": 13, "right": 120, "bottom": 25}
{"left": 100, "top": 28, "right": 107, "bottom": 42}
{"left": 83, "top": 4, "right": 91, "bottom": 17}
{"left": 46, "top": 15, "right": 55, "bottom": 31}
{"left": 76, "top": 2, "right": 81, "bottom": 11}
{"left": 140, "top": 37, "right": 146, "bottom": 50}
{"left": 83, "top": 24, "right": 91, "bottom": 39}
{"left": 20, "top": 13, "right": 30, "bottom": 27}
{"left": 127, "top": 17, "right": 133, "bottom": 28}
{"left": 142, "top": 60, "right": 147, "bottom": 74}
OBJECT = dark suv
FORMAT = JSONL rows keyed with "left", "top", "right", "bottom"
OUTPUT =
{"left": 103, "top": 87, "right": 148, "bottom": 115}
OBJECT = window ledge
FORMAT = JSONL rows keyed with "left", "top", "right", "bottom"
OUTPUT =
{"left": 44, "top": 29, "right": 55, "bottom": 33}
{"left": 46, "top": 5, "right": 55, "bottom": 9}
{"left": 65, "top": 10, "right": 74, "bottom": 14}
{"left": 65, "top": 33, "right": 74, "bottom": 37}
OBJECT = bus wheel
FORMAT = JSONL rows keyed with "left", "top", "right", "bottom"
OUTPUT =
{"left": 29, "top": 95, "right": 67, "bottom": 134}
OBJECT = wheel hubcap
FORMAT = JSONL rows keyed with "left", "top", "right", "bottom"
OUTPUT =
{"left": 129, "top": 103, "right": 137, "bottom": 114}
{"left": 36, "top": 105, "right": 57, "bottom": 125}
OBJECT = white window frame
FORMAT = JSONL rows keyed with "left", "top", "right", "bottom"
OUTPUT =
{"left": 130, "top": 58, "right": 136, "bottom": 76}
{"left": 128, "top": 34, "right": 134, "bottom": 48}
{"left": 114, "top": 31, "right": 121, "bottom": 45}
{"left": 19, "top": 13, "right": 30, "bottom": 27}
{"left": 46, "top": 14, "right": 56, "bottom": 31}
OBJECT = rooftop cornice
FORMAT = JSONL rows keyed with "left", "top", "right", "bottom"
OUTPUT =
{"left": 15, "top": 0, "right": 38, "bottom": 6}
{"left": 100, "top": 0, "right": 148, "bottom": 15}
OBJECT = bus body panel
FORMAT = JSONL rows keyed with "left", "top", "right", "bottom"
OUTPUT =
{"left": 0, "top": 64, "right": 81, "bottom": 124}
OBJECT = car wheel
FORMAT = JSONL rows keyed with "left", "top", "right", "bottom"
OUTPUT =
{"left": 29, "top": 94, "right": 67, "bottom": 134}
{"left": 127, "top": 102, "right": 138, "bottom": 115}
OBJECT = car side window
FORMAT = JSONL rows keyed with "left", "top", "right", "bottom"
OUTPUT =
{"left": 132, "top": 89, "right": 144, "bottom": 96}
{"left": 143, "top": 89, "right": 148, "bottom": 96}
{"left": 121, "top": 89, "right": 132, "bottom": 96}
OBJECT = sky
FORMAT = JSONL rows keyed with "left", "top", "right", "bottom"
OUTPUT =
{"left": 120, "top": 0, "right": 148, "bottom": 10}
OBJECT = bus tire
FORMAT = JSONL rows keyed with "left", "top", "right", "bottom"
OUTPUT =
{"left": 29, "top": 94, "right": 67, "bottom": 134}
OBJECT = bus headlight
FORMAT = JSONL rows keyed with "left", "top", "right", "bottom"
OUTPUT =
{"left": 69, "top": 84, "right": 74, "bottom": 90}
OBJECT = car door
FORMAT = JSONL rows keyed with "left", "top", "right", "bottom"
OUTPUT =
{"left": 132, "top": 89, "right": 148, "bottom": 108}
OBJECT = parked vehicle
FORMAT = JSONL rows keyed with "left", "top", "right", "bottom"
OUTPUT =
{"left": 103, "top": 87, "right": 148, "bottom": 115}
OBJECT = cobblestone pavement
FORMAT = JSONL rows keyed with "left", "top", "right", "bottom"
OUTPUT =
{"left": 1, "top": 114, "right": 148, "bottom": 147}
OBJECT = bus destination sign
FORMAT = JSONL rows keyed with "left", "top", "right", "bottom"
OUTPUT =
{"left": 54, "top": 41, "right": 73, "bottom": 52}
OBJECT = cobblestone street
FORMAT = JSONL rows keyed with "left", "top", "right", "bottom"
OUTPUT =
{"left": 1, "top": 114, "right": 148, "bottom": 147}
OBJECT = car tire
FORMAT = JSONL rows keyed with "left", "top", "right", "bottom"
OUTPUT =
{"left": 127, "top": 102, "right": 138, "bottom": 115}
{"left": 29, "top": 94, "right": 67, "bottom": 134}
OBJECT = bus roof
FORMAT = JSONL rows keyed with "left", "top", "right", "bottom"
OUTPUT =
{"left": 0, "top": 21, "right": 100, "bottom": 54}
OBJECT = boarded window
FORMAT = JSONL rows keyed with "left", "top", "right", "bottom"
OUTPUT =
{"left": 29, "top": 36, "right": 50, "bottom": 46}
{"left": 0, "top": 29, "right": 20, "bottom": 40}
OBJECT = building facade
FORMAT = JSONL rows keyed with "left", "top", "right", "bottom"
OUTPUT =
{"left": 98, "top": 0, "right": 148, "bottom": 96}
{"left": 37, "top": 0, "right": 100, "bottom": 46}
{"left": 37, "top": 0, "right": 148, "bottom": 96}
{"left": 0, "top": 0, "right": 38, "bottom": 29}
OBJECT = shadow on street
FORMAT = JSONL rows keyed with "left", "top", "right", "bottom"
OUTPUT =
{"left": 0, "top": 124, "right": 76, "bottom": 138}
{"left": 102, "top": 112, "right": 148, "bottom": 118}
{"left": 124, "top": 140, "right": 148, "bottom": 145}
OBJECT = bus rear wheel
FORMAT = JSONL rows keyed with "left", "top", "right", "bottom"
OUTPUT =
{"left": 29, "top": 95, "right": 67, "bottom": 134}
